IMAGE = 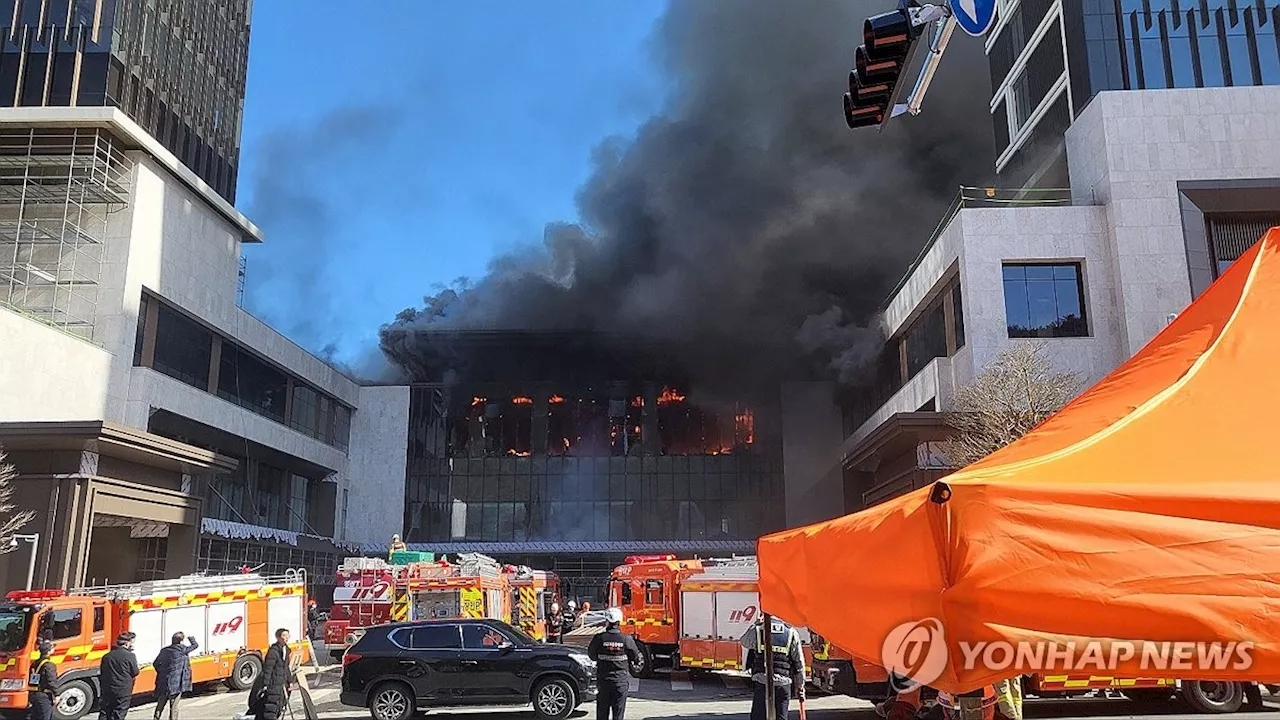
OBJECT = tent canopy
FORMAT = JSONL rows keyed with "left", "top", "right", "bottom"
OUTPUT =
{"left": 759, "top": 228, "right": 1280, "bottom": 693}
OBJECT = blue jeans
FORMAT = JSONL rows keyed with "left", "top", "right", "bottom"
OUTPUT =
{"left": 751, "top": 682, "right": 790, "bottom": 720}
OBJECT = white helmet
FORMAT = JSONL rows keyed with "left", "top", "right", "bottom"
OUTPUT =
{"left": 568, "top": 600, "right": 577, "bottom": 609}
{"left": 606, "top": 607, "right": 624, "bottom": 624}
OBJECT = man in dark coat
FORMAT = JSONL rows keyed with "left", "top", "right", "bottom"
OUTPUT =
{"left": 98, "top": 633, "right": 139, "bottom": 720}
{"left": 152, "top": 632, "right": 199, "bottom": 720}
{"left": 248, "top": 629, "right": 293, "bottom": 720}
{"left": 587, "top": 608, "right": 640, "bottom": 720}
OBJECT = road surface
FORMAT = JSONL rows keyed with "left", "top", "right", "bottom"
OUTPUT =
{"left": 118, "top": 670, "right": 1279, "bottom": 720}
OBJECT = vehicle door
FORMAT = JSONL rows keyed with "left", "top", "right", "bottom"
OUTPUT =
{"left": 458, "top": 624, "right": 525, "bottom": 701}
{"left": 392, "top": 624, "right": 465, "bottom": 705}
{"left": 44, "top": 601, "right": 94, "bottom": 668}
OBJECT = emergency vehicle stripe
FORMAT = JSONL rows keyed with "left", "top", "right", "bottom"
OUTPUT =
{"left": 2, "top": 643, "right": 111, "bottom": 669}
{"left": 681, "top": 582, "right": 757, "bottom": 592}
{"left": 1038, "top": 676, "right": 1176, "bottom": 690}
{"left": 390, "top": 590, "right": 410, "bottom": 622}
{"left": 680, "top": 657, "right": 742, "bottom": 670}
{"left": 125, "top": 585, "right": 302, "bottom": 612}
{"left": 621, "top": 618, "right": 674, "bottom": 626}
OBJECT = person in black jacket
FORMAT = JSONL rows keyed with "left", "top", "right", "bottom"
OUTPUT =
{"left": 248, "top": 629, "right": 294, "bottom": 720}
{"left": 547, "top": 602, "right": 563, "bottom": 644}
{"left": 152, "top": 632, "right": 199, "bottom": 720}
{"left": 587, "top": 608, "right": 639, "bottom": 720}
{"left": 27, "top": 639, "right": 58, "bottom": 720}
{"left": 98, "top": 633, "right": 139, "bottom": 720}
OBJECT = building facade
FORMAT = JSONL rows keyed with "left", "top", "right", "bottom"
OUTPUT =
{"left": 842, "top": 85, "right": 1280, "bottom": 512}
{"left": 0, "top": 107, "right": 413, "bottom": 601}
{"left": 360, "top": 332, "right": 828, "bottom": 602}
{"left": 990, "top": 0, "right": 1280, "bottom": 188}
{"left": 0, "top": 0, "right": 249, "bottom": 201}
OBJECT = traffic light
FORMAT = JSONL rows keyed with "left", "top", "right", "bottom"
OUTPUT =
{"left": 843, "top": 1, "right": 957, "bottom": 130}
{"left": 844, "top": 8, "right": 916, "bottom": 129}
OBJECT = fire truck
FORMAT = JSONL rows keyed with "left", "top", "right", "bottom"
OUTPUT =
{"left": 324, "top": 557, "right": 399, "bottom": 660}
{"left": 808, "top": 632, "right": 1259, "bottom": 714}
{"left": 0, "top": 571, "right": 309, "bottom": 720}
{"left": 325, "top": 553, "right": 519, "bottom": 658}
{"left": 503, "top": 565, "right": 560, "bottom": 642}
{"left": 605, "top": 554, "right": 815, "bottom": 679}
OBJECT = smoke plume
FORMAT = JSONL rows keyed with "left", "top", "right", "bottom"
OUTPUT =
{"left": 380, "top": 0, "right": 994, "bottom": 389}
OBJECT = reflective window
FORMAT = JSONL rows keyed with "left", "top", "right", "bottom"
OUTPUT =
{"left": 644, "top": 580, "right": 664, "bottom": 606}
{"left": 1002, "top": 263, "right": 1089, "bottom": 338}
{"left": 403, "top": 625, "right": 461, "bottom": 650}
{"left": 218, "top": 345, "right": 288, "bottom": 424}
{"left": 151, "top": 303, "right": 213, "bottom": 390}
{"left": 462, "top": 624, "right": 509, "bottom": 649}
{"left": 49, "top": 609, "right": 82, "bottom": 641}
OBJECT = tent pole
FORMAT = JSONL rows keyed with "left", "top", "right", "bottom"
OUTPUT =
{"left": 763, "top": 612, "right": 776, "bottom": 720}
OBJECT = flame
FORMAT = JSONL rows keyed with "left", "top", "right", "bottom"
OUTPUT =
{"left": 657, "top": 387, "right": 686, "bottom": 405}
{"left": 472, "top": 396, "right": 487, "bottom": 407}
{"left": 512, "top": 396, "right": 533, "bottom": 405}
{"left": 735, "top": 408, "right": 755, "bottom": 445}
{"left": 631, "top": 396, "right": 645, "bottom": 407}
{"left": 507, "top": 449, "right": 531, "bottom": 457}
{"left": 549, "top": 395, "right": 566, "bottom": 404}
{"left": 563, "top": 438, "right": 571, "bottom": 449}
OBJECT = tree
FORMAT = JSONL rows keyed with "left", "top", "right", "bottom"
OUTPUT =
{"left": 939, "top": 341, "right": 1084, "bottom": 468}
{"left": 0, "top": 449, "right": 34, "bottom": 552}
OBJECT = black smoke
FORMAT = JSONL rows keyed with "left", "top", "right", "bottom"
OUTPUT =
{"left": 380, "top": 0, "right": 993, "bottom": 390}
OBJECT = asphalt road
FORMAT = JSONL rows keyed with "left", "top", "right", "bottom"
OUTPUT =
{"left": 116, "top": 671, "right": 1280, "bottom": 720}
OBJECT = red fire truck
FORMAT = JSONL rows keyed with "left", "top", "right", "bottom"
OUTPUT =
{"left": 323, "top": 558, "right": 399, "bottom": 660}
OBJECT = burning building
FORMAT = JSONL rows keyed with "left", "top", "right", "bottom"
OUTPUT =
{"left": 381, "top": 330, "right": 806, "bottom": 601}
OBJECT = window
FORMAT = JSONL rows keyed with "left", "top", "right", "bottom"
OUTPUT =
{"left": 49, "top": 609, "right": 82, "bottom": 641}
{"left": 952, "top": 281, "right": 965, "bottom": 350}
{"left": 151, "top": 303, "right": 213, "bottom": 389}
{"left": 620, "top": 582, "right": 633, "bottom": 606}
{"left": 905, "top": 298, "right": 947, "bottom": 378}
{"left": 290, "top": 385, "right": 319, "bottom": 437}
{"left": 217, "top": 344, "right": 288, "bottom": 423}
{"left": 644, "top": 580, "right": 664, "bottom": 606}
{"left": 93, "top": 607, "right": 105, "bottom": 633}
{"left": 1003, "top": 263, "right": 1088, "bottom": 338}
{"left": 462, "top": 624, "right": 509, "bottom": 649}
{"left": 403, "top": 624, "right": 461, "bottom": 650}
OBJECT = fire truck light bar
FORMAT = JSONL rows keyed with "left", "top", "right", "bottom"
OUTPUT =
{"left": 625, "top": 555, "right": 676, "bottom": 564}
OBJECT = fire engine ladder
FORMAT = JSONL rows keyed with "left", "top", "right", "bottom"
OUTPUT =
{"left": 456, "top": 553, "right": 502, "bottom": 578}
{"left": 72, "top": 569, "right": 307, "bottom": 600}
{"left": 341, "top": 557, "right": 393, "bottom": 572}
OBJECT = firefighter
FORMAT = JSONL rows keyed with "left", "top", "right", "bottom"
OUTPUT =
{"left": 564, "top": 600, "right": 578, "bottom": 631}
{"left": 548, "top": 602, "right": 563, "bottom": 643}
{"left": 27, "top": 639, "right": 57, "bottom": 720}
{"left": 578, "top": 601, "right": 592, "bottom": 628}
{"left": 994, "top": 677, "right": 1023, "bottom": 720}
{"left": 388, "top": 534, "right": 407, "bottom": 557}
{"left": 741, "top": 617, "right": 805, "bottom": 720}
{"left": 587, "top": 607, "right": 639, "bottom": 719}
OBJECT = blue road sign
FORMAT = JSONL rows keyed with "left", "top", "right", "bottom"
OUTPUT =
{"left": 949, "top": 0, "right": 997, "bottom": 36}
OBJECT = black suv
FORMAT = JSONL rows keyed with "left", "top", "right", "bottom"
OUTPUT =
{"left": 340, "top": 618, "right": 598, "bottom": 720}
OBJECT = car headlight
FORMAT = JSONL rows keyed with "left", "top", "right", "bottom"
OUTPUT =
{"left": 0, "top": 679, "right": 25, "bottom": 691}
{"left": 570, "top": 653, "right": 593, "bottom": 668}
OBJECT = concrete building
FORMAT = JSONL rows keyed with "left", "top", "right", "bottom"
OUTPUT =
{"left": 839, "top": 85, "right": 1280, "bottom": 513}
{"left": 0, "top": 109, "right": 406, "bottom": 599}
{"left": 0, "top": 0, "right": 250, "bottom": 201}
{"left": 990, "top": 0, "right": 1280, "bottom": 189}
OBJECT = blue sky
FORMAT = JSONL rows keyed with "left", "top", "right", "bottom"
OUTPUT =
{"left": 237, "top": 1, "right": 667, "bottom": 365}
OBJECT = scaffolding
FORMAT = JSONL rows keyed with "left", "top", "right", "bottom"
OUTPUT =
{"left": 0, "top": 128, "right": 133, "bottom": 341}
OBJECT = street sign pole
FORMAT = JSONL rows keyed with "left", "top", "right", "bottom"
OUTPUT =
{"left": 763, "top": 613, "right": 776, "bottom": 720}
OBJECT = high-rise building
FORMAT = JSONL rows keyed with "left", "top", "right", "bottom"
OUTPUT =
{"left": 0, "top": 0, "right": 250, "bottom": 201}
{"left": 990, "top": 0, "right": 1280, "bottom": 189}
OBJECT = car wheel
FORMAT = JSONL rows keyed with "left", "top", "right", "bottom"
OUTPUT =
{"left": 228, "top": 654, "right": 263, "bottom": 691}
{"left": 630, "top": 642, "right": 654, "bottom": 678}
{"left": 1183, "top": 681, "right": 1245, "bottom": 714}
{"left": 369, "top": 681, "right": 415, "bottom": 720}
{"left": 52, "top": 679, "right": 95, "bottom": 720}
{"left": 532, "top": 677, "right": 577, "bottom": 720}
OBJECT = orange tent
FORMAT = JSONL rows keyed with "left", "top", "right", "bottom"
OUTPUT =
{"left": 759, "top": 228, "right": 1280, "bottom": 694}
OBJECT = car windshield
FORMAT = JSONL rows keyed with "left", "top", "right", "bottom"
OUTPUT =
{"left": 490, "top": 620, "right": 537, "bottom": 646}
{"left": 0, "top": 608, "right": 32, "bottom": 654}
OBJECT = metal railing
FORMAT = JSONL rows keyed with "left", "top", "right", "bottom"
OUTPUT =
{"left": 885, "top": 185, "right": 1079, "bottom": 305}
